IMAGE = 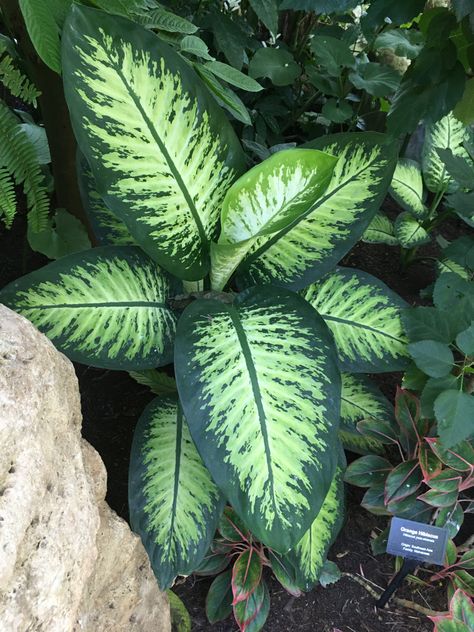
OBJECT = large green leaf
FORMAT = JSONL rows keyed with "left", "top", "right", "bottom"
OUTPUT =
{"left": 77, "top": 153, "right": 135, "bottom": 246}
{"left": 374, "top": 28, "right": 424, "bottom": 60}
{"left": 349, "top": 62, "right": 400, "bottom": 98}
{"left": 389, "top": 159, "right": 427, "bottom": 219}
{"left": 62, "top": 5, "right": 245, "bottom": 280}
{"left": 280, "top": 0, "right": 358, "bottom": 12}
{"left": 0, "top": 246, "right": 179, "bottom": 370}
{"left": 285, "top": 461, "right": 345, "bottom": 591}
{"left": 235, "top": 132, "right": 397, "bottom": 291}
{"left": 408, "top": 340, "right": 454, "bottom": 378}
{"left": 422, "top": 112, "right": 472, "bottom": 194}
{"left": 206, "top": 570, "right": 233, "bottom": 623}
{"left": 249, "top": 48, "right": 301, "bottom": 86}
{"left": 339, "top": 373, "right": 394, "bottom": 455}
{"left": 175, "top": 286, "right": 341, "bottom": 552}
{"left": 395, "top": 213, "right": 430, "bottom": 249}
{"left": 362, "top": 212, "right": 398, "bottom": 246}
{"left": 434, "top": 390, "right": 474, "bottom": 448}
{"left": 210, "top": 148, "right": 338, "bottom": 291}
{"left": 311, "top": 35, "right": 355, "bottom": 77}
{"left": 129, "top": 396, "right": 224, "bottom": 589}
{"left": 248, "top": 0, "right": 278, "bottom": 34}
{"left": 303, "top": 267, "right": 409, "bottom": 373}
{"left": 19, "top": 0, "right": 62, "bottom": 73}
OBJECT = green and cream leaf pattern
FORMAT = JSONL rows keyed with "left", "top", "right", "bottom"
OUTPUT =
{"left": 62, "top": 5, "right": 245, "bottom": 280}
{"left": 77, "top": 153, "right": 135, "bottom": 246}
{"left": 285, "top": 461, "right": 345, "bottom": 591}
{"left": 235, "top": 132, "right": 397, "bottom": 291}
{"left": 0, "top": 246, "right": 180, "bottom": 370}
{"left": 304, "top": 267, "right": 409, "bottom": 373}
{"left": 362, "top": 212, "right": 398, "bottom": 246}
{"left": 129, "top": 396, "right": 224, "bottom": 589}
{"left": 422, "top": 112, "right": 472, "bottom": 194}
{"left": 211, "top": 148, "right": 338, "bottom": 291}
{"left": 389, "top": 159, "right": 427, "bottom": 219}
{"left": 437, "top": 259, "right": 470, "bottom": 279}
{"left": 395, "top": 212, "right": 430, "bottom": 249}
{"left": 340, "top": 374, "right": 394, "bottom": 455}
{"left": 175, "top": 286, "right": 341, "bottom": 552}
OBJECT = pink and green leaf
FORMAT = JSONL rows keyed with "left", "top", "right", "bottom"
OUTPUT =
{"left": 417, "top": 488, "right": 459, "bottom": 508}
{"left": 232, "top": 548, "right": 263, "bottom": 605}
{"left": 427, "top": 439, "right": 474, "bottom": 474}
{"left": 206, "top": 570, "right": 233, "bottom": 624}
{"left": 384, "top": 459, "right": 422, "bottom": 504}
{"left": 419, "top": 445, "right": 443, "bottom": 482}
{"left": 428, "top": 470, "right": 463, "bottom": 493}
{"left": 219, "top": 506, "right": 250, "bottom": 543}
{"left": 233, "top": 580, "right": 270, "bottom": 632}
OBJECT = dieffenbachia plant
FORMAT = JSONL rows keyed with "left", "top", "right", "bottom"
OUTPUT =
{"left": 0, "top": 6, "right": 409, "bottom": 627}
{"left": 363, "top": 112, "right": 474, "bottom": 264}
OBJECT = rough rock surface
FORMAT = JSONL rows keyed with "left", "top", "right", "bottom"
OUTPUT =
{"left": 0, "top": 305, "right": 171, "bottom": 632}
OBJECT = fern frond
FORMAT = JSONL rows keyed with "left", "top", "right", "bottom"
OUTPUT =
{"left": 0, "top": 48, "right": 41, "bottom": 106}
{"left": 0, "top": 166, "right": 16, "bottom": 228}
{"left": 0, "top": 100, "right": 49, "bottom": 231}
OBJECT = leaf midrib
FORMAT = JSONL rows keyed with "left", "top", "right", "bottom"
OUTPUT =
{"left": 341, "top": 394, "right": 386, "bottom": 422}
{"left": 105, "top": 48, "right": 208, "bottom": 247}
{"left": 164, "top": 405, "right": 183, "bottom": 558}
{"left": 22, "top": 301, "right": 168, "bottom": 309}
{"left": 228, "top": 165, "right": 332, "bottom": 243}
{"left": 227, "top": 304, "right": 278, "bottom": 516}
{"left": 323, "top": 313, "right": 406, "bottom": 344}
{"left": 392, "top": 176, "right": 424, "bottom": 207}
{"left": 240, "top": 150, "right": 382, "bottom": 270}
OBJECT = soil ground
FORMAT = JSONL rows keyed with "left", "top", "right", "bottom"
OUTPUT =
{"left": 0, "top": 204, "right": 467, "bottom": 632}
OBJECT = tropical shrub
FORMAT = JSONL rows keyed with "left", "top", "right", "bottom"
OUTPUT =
{"left": 345, "top": 387, "right": 474, "bottom": 618}
{"left": 0, "top": 0, "right": 409, "bottom": 599}
{"left": 345, "top": 388, "right": 474, "bottom": 528}
{"left": 363, "top": 111, "right": 474, "bottom": 264}
{"left": 195, "top": 505, "right": 341, "bottom": 628}
{"left": 430, "top": 589, "right": 474, "bottom": 632}
{"left": 7, "top": 0, "right": 474, "bottom": 164}
{"left": 402, "top": 272, "right": 474, "bottom": 448}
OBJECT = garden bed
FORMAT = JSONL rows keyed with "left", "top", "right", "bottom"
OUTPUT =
{"left": 1, "top": 207, "right": 465, "bottom": 631}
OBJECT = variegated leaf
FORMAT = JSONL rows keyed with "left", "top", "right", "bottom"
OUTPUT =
{"left": 77, "top": 153, "right": 135, "bottom": 246}
{"left": 175, "top": 286, "right": 341, "bottom": 552}
{"left": 210, "top": 148, "right": 338, "bottom": 291}
{"left": 389, "top": 158, "right": 427, "bottom": 219}
{"left": 422, "top": 112, "right": 472, "bottom": 194}
{"left": 0, "top": 246, "right": 179, "bottom": 369}
{"left": 437, "top": 259, "right": 470, "bottom": 280}
{"left": 362, "top": 212, "right": 398, "bottom": 246}
{"left": 129, "top": 395, "right": 224, "bottom": 588}
{"left": 62, "top": 5, "right": 245, "bottom": 280}
{"left": 285, "top": 460, "right": 345, "bottom": 591}
{"left": 235, "top": 132, "right": 397, "bottom": 291}
{"left": 129, "top": 369, "right": 177, "bottom": 395}
{"left": 340, "top": 373, "right": 394, "bottom": 455}
{"left": 395, "top": 212, "right": 430, "bottom": 248}
{"left": 303, "top": 267, "right": 409, "bottom": 373}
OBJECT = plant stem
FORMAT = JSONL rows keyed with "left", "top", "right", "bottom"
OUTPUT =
{"left": 400, "top": 246, "right": 419, "bottom": 270}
